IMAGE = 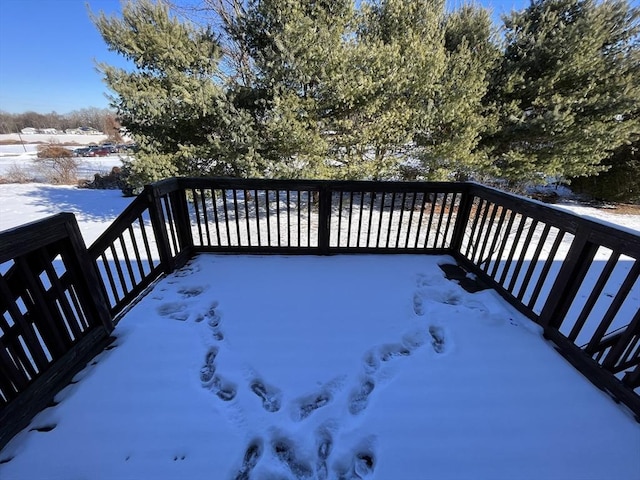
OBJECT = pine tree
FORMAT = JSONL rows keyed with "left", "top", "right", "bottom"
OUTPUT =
{"left": 232, "top": 0, "right": 496, "bottom": 180}
{"left": 417, "top": 3, "right": 499, "bottom": 180}
{"left": 231, "top": 0, "right": 354, "bottom": 178}
{"left": 339, "top": 0, "right": 449, "bottom": 180}
{"left": 570, "top": 138, "right": 640, "bottom": 203}
{"left": 483, "top": 0, "right": 640, "bottom": 186}
{"left": 92, "top": 0, "right": 497, "bottom": 184}
{"left": 91, "top": 0, "right": 261, "bottom": 190}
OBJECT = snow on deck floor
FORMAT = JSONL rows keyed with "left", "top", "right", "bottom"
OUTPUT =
{"left": 1, "top": 254, "right": 639, "bottom": 480}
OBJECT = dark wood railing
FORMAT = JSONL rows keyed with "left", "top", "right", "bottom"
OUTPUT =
{"left": 181, "top": 178, "right": 466, "bottom": 255}
{"left": 456, "top": 184, "right": 640, "bottom": 414}
{"left": 0, "top": 214, "right": 113, "bottom": 447}
{"left": 1, "top": 178, "right": 639, "bottom": 449}
{"left": 87, "top": 178, "right": 192, "bottom": 317}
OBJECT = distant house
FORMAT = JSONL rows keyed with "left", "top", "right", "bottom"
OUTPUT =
{"left": 21, "top": 127, "right": 37, "bottom": 135}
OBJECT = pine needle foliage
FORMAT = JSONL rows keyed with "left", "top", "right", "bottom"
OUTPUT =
{"left": 482, "top": 0, "right": 640, "bottom": 185}
{"left": 91, "top": 0, "right": 639, "bottom": 192}
{"left": 92, "top": 0, "right": 261, "bottom": 190}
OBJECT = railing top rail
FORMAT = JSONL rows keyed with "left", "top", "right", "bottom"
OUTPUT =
{"left": 0, "top": 212, "right": 77, "bottom": 262}
{"left": 87, "top": 192, "right": 153, "bottom": 256}
{"left": 176, "top": 177, "right": 470, "bottom": 193}
{"left": 149, "top": 177, "right": 181, "bottom": 197}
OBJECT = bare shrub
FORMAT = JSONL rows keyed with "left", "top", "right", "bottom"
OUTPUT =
{"left": 0, "top": 164, "right": 36, "bottom": 184}
{"left": 36, "top": 144, "right": 79, "bottom": 184}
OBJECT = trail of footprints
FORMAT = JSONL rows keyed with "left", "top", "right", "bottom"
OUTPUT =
{"left": 152, "top": 265, "right": 459, "bottom": 479}
{"left": 233, "top": 428, "right": 375, "bottom": 480}
{"left": 0, "top": 264, "right": 478, "bottom": 471}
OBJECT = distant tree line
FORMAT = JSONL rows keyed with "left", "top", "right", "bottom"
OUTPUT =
{"left": 0, "top": 108, "right": 118, "bottom": 135}
{"left": 91, "top": 0, "right": 639, "bottom": 201}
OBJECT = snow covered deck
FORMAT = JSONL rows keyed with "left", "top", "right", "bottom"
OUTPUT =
{"left": 1, "top": 254, "right": 638, "bottom": 479}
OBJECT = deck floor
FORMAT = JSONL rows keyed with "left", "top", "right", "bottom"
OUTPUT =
{"left": 1, "top": 254, "right": 639, "bottom": 479}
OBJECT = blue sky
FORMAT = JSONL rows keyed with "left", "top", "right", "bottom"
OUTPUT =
{"left": 0, "top": 0, "right": 529, "bottom": 114}
{"left": 0, "top": 0, "right": 130, "bottom": 114}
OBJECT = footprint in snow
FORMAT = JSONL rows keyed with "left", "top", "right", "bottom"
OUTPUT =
{"left": 416, "top": 272, "right": 441, "bottom": 288}
{"left": 29, "top": 424, "right": 57, "bottom": 433}
{"left": 233, "top": 438, "right": 263, "bottom": 480}
{"left": 414, "top": 287, "right": 462, "bottom": 315}
{"left": 348, "top": 377, "right": 375, "bottom": 416}
{"left": 291, "top": 377, "right": 344, "bottom": 422}
{"left": 272, "top": 436, "right": 314, "bottom": 479}
{"left": 199, "top": 346, "right": 236, "bottom": 401}
{"left": 210, "top": 375, "right": 237, "bottom": 402}
{"left": 250, "top": 379, "right": 282, "bottom": 413}
{"left": 315, "top": 427, "right": 333, "bottom": 480}
{"left": 205, "top": 302, "right": 224, "bottom": 340}
{"left": 178, "top": 285, "right": 206, "bottom": 298}
{"left": 200, "top": 347, "right": 219, "bottom": 386}
{"left": 334, "top": 444, "right": 376, "bottom": 480}
{"left": 353, "top": 451, "right": 376, "bottom": 478}
{"left": 428, "top": 325, "right": 446, "bottom": 354}
{"left": 173, "top": 263, "right": 201, "bottom": 277}
{"left": 439, "top": 290, "right": 462, "bottom": 306}
{"left": 413, "top": 291, "right": 425, "bottom": 316}
{"left": 293, "top": 392, "right": 332, "bottom": 422}
{"left": 157, "top": 301, "right": 189, "bottom": 321}
{"left": 378, "top": 343, "right": 412, "bottom": 362}
{"left": 362, "top": 342, "right": 412, "bottom": 376}
{"left": 401, "top": 329, "right": 429, "bottom": 352}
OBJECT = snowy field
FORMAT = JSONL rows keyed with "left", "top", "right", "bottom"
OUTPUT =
{"left": 0, "top": 133, "right": 113, "bottom": 145}
{"left": 0, "top": 184, "right": 640, "bottom": 479}
{"left": 0, "top": 134, "right": 123, "bottom": 182}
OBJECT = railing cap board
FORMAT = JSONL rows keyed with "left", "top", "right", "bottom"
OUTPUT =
{"left": 87, "top": 193, "right": 152, "bottom": 256}
{"left": 0, "top": 213, "right": 77, "bottom": 262}
{"left": 174, "top": 177, "right": 469, "bottom": 194}
{"left": 147, "top": 177, "right": 181, "bottom": 197}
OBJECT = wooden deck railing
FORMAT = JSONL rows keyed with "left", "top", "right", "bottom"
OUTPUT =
{"left": 87, "top": 178, "right": 192, "bottom": 317}
{"left": 456, "top": 184, "right": 640, "bottom": 414}
{"left": 0, "top": 214, "right": 113, "bottom": 448}
{"left": 1, "top": 178, "right": 639, "bottom": 449}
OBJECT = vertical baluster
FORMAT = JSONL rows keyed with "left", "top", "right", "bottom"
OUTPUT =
{"left": 286, "top": 190, "right": 291, "bottom": 247}
{"left": 232, "top": 189, "right": 241, "bottom": 246}
{"left": 244, "top": 190, "right": 252, "bottom": 247}
{"left": 413, "top": 192, "right": 428, "bottom": 249}
{"left": 337, "top": 191, "right": 344, "bottom": 247}
{"left": 357, "top": 192, "right": 365, "bottom": 247}
{"left": 265, "top": 189, "right": 271, "bottom": 246}
{"left": 404, "top": 192, "right": 418, "bottom": 249}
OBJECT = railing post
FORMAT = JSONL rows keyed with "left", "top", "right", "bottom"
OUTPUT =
{"left": 169, "top": 185, "right": 194, "bottom": 254}
{"left": 318, "top": 185, "right": 332, "bottom": 255}
{"left": 146, "top": 184, "right": 175, "bottom": 273}
{"left": 450, "top": 184, "right": 474, "bottom": 256}
{"left": 64, "top": 215, "right": 114, "bottom": 333}
{"left": 538, "top": 227, "right": 598, "bottom": 329}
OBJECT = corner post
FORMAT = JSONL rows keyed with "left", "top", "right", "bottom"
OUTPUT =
{"left": 538, "top": 227, "right": 597, "bottom": 329}
{"left": 146, "top": 184, "right": 175, "bottom": 273}
{"left": 168, "top": 183, "right": 194, "bottom": 256}
{"left": 64, "top": 214, "right": 114, "bottom": 332}
{"left": 450, "top": 184, "right": 474, "bottom": 257}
